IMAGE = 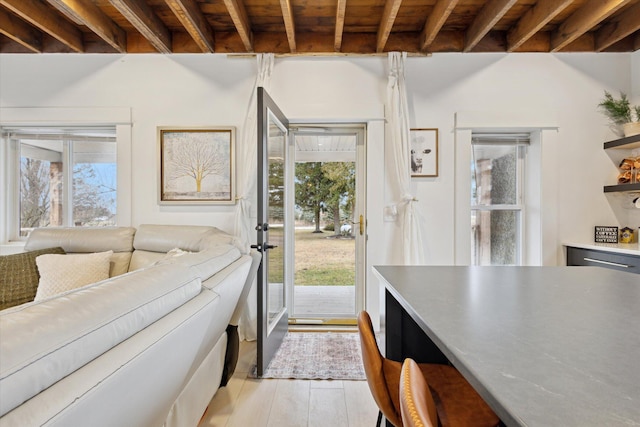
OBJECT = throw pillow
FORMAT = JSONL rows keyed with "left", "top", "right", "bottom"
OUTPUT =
{"left": 165, "top": 247, "right": 192, "bottom": 258}
{"left": 153, "top": 247, "right": 192, "bottom": 266}
{"left": 34, "top": 251, "right": 113, "bottom": 301}
{"left": 0, "top": 247, "right": 66, "bottom": 310}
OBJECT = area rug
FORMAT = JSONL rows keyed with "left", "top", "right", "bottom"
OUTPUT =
{"left": 249, "top": 332, "right": 366, "bottom": 380}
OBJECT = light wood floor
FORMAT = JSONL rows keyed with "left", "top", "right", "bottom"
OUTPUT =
{"left": 198, "top": 340, "right": 379, "bottom": 427}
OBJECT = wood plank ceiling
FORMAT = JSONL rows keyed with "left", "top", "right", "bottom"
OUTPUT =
{"left": 0, "top": 0, "right": 638, "bottom": 55}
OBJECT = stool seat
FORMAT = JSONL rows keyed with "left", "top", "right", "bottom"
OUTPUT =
{"left": 358, "top": 311, "right": 500, "bottom": 427}
{"left": 417, "top": 363, "right": 498, "bottom": 427}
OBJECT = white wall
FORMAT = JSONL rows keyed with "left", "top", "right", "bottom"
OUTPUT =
{"left": 632, "top": 51, "right": 640, "bottom": 104}
{"left": 1, "top": 52, "right": 638, "bottom": 292}
{"left": 404, "top": 53, "right": 638, "bottom": 261}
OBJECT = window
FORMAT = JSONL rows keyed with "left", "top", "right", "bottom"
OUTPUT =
{"left": 470, "top": 133, "right": 528, "bottom": 265}
{"left": 4, "top": 127, "right": 117, "bottom": 238}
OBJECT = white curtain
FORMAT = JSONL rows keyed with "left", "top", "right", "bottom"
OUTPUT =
{"left": 235, "top": 53, "right": 274, "bottom": 341}
{"left": 387, "top": 52, "right": 427, "bottom": 265}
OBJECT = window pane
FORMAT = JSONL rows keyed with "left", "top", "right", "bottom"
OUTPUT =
{"left": 19, "top": 144, "right": 62, "bottom": 236}
{"left": 12, "top": 127, "right": 117, "bottom": 236}
{"left": 471, "top": 210, "right": 519, "bottom": 265}
{"left": 72, "top": 140, "right": 117, "bottom": 226}
{"left": 471, "top": 144, "right": 517, "bottom": 205}
{"left": 267, "top": 116, "right": 286, "bottom": 325}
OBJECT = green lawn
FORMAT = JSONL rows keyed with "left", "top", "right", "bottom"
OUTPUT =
{"left": 266, "top": 227, "right": 355, "bottom": 286}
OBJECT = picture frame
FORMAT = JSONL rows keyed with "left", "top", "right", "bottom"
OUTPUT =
{"left": 159, "top": 127, "right": 235, "bottom": 204}
{"left": 410, "top": 128, "right": 438, "bottom": 177}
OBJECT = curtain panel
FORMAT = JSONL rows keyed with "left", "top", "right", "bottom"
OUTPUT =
{"left": 235, "top": 53, "right": 274, "bottom": 341}
{"left": 387, "top": 52, "right": 427, "bottom": 265}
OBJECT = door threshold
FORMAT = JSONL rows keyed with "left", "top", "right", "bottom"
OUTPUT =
{"left": 288, "top": 324, "right": 358, "bottom": 333}
{"left": 289, "top": 317, "right": 357, "bottom": 332}
{"left": 289, "top": 318, "right": 356, "bottom": 325}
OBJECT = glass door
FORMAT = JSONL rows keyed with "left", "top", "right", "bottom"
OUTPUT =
{"left": 255, "top": 87, "right": 290, "bottom": 376}
{"left": 289, "top": 125, "right": 366, "bottom": 325}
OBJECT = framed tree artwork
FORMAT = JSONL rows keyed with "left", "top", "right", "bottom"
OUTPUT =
{"left": 159, "top": 127, "right": 235, "bottom": 204}
{"left": 410, "top": 128, "right": 438, "bottom": 177}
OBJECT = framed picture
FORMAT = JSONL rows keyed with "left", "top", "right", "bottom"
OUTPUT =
{"left": 159, "top": 127, "right": 235, "bottom": 204}
{"left": 410, "top": 128, "right": 438, "bottom": 177}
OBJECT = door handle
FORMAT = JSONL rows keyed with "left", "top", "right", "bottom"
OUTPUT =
{"left": 351, "top": 215, "right": 364, "bottom": 236}
{"left": 583, "top": 257, "right": 630, "bottom": 268}
{"left": 250, "top": 243, "right": 278, "bottom": 252}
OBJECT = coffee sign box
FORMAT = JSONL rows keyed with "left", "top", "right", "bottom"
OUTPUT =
{"left": 594, "top": 226, "right": 618, "bottom": 243}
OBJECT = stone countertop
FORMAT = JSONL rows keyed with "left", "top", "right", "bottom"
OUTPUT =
{"left": 564, "top": 242, "right": 640, "bottom": 256}
{"left": 375, "top": 265, "right": 640, "bottom": 427}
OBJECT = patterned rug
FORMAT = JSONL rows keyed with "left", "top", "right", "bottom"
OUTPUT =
{"left": 250, "top": 332, "right": 366, "bottom": 380}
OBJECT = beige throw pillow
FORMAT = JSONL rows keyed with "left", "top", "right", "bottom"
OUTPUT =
{"left": 34, "top": 251, "right": 113, "bottom": 301}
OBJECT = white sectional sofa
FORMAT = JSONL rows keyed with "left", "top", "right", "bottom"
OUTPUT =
{"left": 0, "top": 224, "right": 260, "bottom": 427}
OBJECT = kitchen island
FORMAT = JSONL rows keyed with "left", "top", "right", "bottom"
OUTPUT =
{"left": 375, "top": 266, "right": 640, "bottom": 427}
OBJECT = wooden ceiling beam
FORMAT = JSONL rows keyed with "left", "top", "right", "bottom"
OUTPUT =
{"left": 164, "top": 0, "right": 214, "bottom": 53}
{"left": 420, "top": 0, "right": 459, "bottom": 51}
{"left": 507, "top": 0, "right": 572, "bottom": 52}
{"left": 334, "top": 0, "right": 346, "bottom": 52}
{"left": 595, "top": 2, "right": 640, "bottom": 51}
{"left": 47, "top": 0, "right": 126, "bottom": 53}
{"left": 0, "top": 6, "right": 42, "bottom": 52}
{"left": 377, "top": 0, "right": 403, "bottom": 53}
{"left": 0, "top": 0, "right": 83, "bottom": 52}
{"left": 279, "top": 0, "right": 296, "bottom": 52}
{"left": 108, "top": 0, "right": 172, "bottom": 53}
{"left": 222, "top": 0, "right": 253, "bottom": 52}
{"left": 464, "top": 0, "right": 518, "bottom": 52}
{"left": 550, "top": 0, "right": 630, "bottom": 52}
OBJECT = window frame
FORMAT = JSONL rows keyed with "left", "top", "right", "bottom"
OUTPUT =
{"left": 454, "top": 111, "right": 560, "bottom": 266}
{"left": 470, "top": 140, "right": 527, "bottom": 265}
{"left": 0, "top": 107, "right": 131, "bottom": 245}
{"left": 8, "top": 131, "right": 118, "bottom": 238}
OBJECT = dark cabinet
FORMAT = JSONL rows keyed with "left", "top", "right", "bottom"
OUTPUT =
{"left": 567, "top": 246, "right": 640, "bottom": 274}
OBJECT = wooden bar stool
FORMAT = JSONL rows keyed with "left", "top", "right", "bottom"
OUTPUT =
{"left": 357, "top": 311, "right": 499, "bottom": 427}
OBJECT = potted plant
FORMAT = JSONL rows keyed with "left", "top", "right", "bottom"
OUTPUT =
{"left": 598, "top": 91, "right": 640, "bottom": 137}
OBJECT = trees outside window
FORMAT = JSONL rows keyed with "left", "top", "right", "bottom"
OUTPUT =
{"left": 295, "top": 161, "right": 355, "bottom": 235}
{"left": 72, "top": 163, "right": 116, "bottom": 226}
{"left": 20, "top": 158, "right": 51, "bottom": 230}
{"left": 322, "top": 162, "right": 355, "bottom": 234}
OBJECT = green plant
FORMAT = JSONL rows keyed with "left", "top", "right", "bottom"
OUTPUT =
{"left": 598, "top": 91, "right": 639, "bottom": 124}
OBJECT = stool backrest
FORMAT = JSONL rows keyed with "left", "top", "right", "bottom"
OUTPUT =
{"left": 400, "top": 358, "right": 438, "bottom": 427}
{"left": 357, "top": 311, "right": 402, "bottom": 427}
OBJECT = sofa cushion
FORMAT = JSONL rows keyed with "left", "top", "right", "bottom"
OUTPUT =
{"left": 0, "top": 247, "right": 66, "bottom": 310}
{"left": 129, "top": 224, "right": 243, "bottom": 272}
{"left": 133, "top": 224, "right": 244, "bottom": 253}
{"left": 34, "top": 251, "right": 114, "bottom": 301}
{"left": 0, "top": 263, "right": 201, "bottom": 417}
{"left": 157, "top": 245, "right": 242, "bottom": 282}
{"left": 24, "top": 227, "right": 136, "bottom": 276}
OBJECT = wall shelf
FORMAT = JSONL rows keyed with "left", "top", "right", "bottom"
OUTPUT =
{"left": 603, "top": 133, "right": 640, "bottom": 150}
{"left": 603, "top": 183, "right": 640, "bottom": 193}
{"left": 603, "top": 133, "right": 640, "bottom": 193}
